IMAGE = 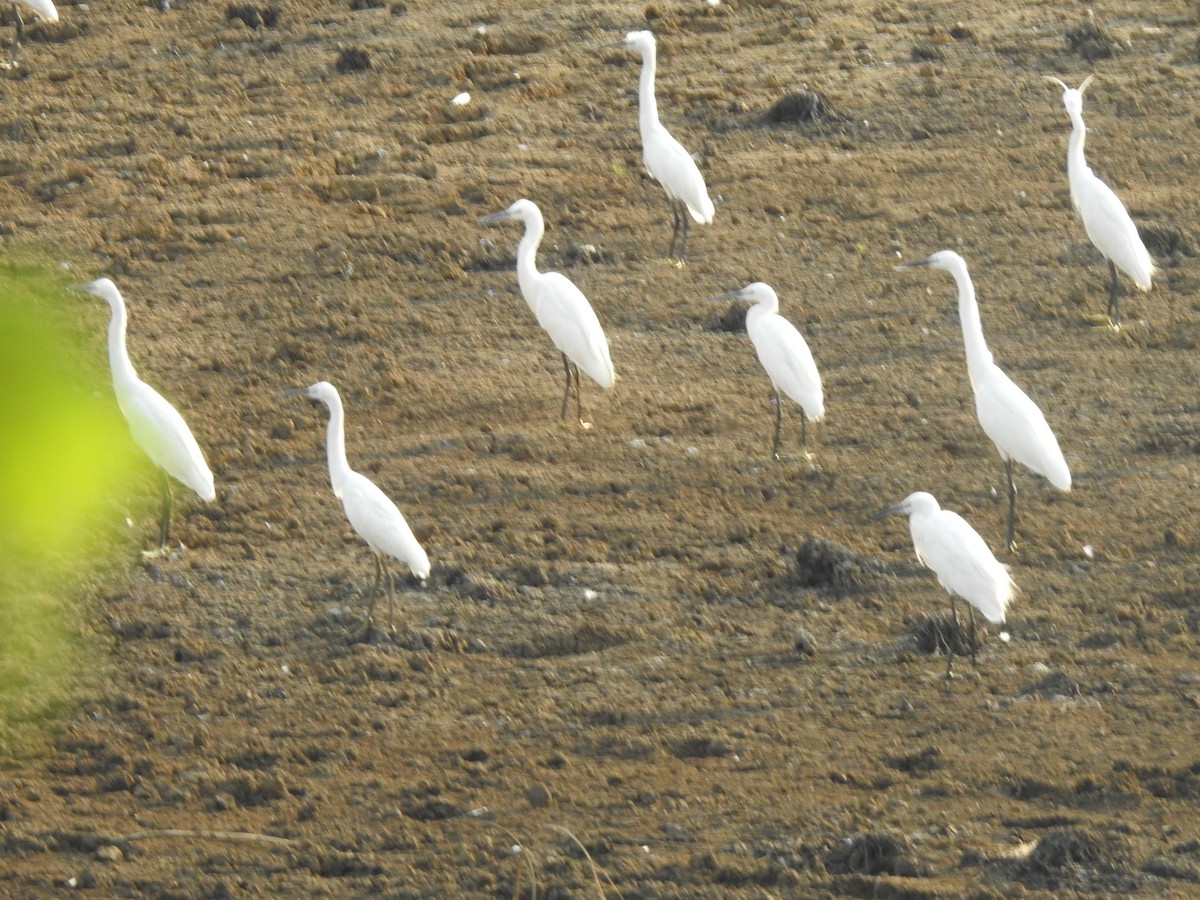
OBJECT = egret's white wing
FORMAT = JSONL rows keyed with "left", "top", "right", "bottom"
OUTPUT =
{"left": 533, "top": 273, "right": 615, "bottom": 388}
{"left": 17, "top": 0, "right": 58, "bottom": 23}
{"left": 911, "top": 510, "right": 1013, "bottom": 623}
{"left": 117, "top": 380, "right": 215, "bottom": 501}
{"left": 972, "top": 366, "right": 1071, "bottom": 490}
{"left": 340, "top": 471, "right": 430, "bottom": 578}
{"left": 642, "top": 124, "right": 714, "bottom": 224}
{"left": 747, "top": 312, "right": 824, "bottom": 420}
{"left": 1074, "top": 170, "right": 1153, "bottom": 290}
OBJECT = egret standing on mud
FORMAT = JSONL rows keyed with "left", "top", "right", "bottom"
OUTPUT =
{"left": 77, "top": 277, "right": 215, "bottom": 551}
{"left": 712, "top": 281, "right": 824, "bottom": 459}
{"left": 897, "top": 251, "right": 1070, "bottom": 550}
{"left": 479, "top": 198, "right": 615, "bottom": 428}
{"left": 286, "top": 381, "right": 430, "bottom": 636}
{"left": 1046, "top": 76, "right": 1153, "bottom": 328}
{"left": 616, "top": 30, "right": 715, "bottom": 261}
{"left": 876, "top": 491, "right": 1014, "bottom": 675}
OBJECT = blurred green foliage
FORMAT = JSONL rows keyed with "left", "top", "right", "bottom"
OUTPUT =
{"left": 0, "top": 261, "right": 135, "bottom": 746}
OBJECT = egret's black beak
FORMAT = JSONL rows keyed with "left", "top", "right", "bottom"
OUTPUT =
{"left": 871, "top": 503, "right": 904, "bottom": 522}
{"left": 709, "top": 289, "right": 746, "bottom": 303}
{"left": 895, "top": 256, "right": 935, "bottom": 271}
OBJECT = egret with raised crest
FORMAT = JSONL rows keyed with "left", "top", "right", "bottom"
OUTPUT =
{"left": 1046, "top": 75, "right": 1153, "bottom": 328}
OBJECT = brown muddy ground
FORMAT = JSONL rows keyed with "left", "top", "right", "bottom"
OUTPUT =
{"left": 2, "top": 0, "right": 1199, "bottom": 896}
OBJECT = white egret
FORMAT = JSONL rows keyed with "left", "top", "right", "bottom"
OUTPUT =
{"left": 479, "top": 198, "right": 615, "bottom": 428}
{"left": 712, "top": 281, "right": 824, "bottom": 459}
{"left": 897, "top": 251, "right": 1070, "bottom": 550}
{"left": 616, "top": 30, "right": 715, "bottom": 261}
{"left": 1046, "top": 75, "right": 1153, "bottom": 328}
{"left": 876, "top": 491, "right": 1014, "bottom": 675}
{"left": 286, "top": 381, "right": 430, "bottom": 636}
{"left": 6, "top": 0, "right": 57, "bottom": 67}
{"left": 77, "top": 277, "right": 215, "bottom": 551}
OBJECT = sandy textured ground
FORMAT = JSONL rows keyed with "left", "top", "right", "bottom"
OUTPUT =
{"left": 2, "top": 0, "right": 1199, "bottom": 896}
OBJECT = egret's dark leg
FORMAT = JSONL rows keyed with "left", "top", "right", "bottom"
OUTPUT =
{"left": 945, "top": 596, "right": 958, "bottom": 677}
{"left": 667, "top": 199, "right": 683, "bottom": 260}
{"left": 968, "top": 605, "right": 978, "bottom": 668}
{"left": 677, "top": 208, "right": 691, "bottom": 261}
{"left": 769, "top": 390, "right": 783, "bottom": 459}
{"left": 357, "top": 553, "right": 384, "bottom": 633}
{"left": 3, "top": 3, "right": 24, "bottom": 69}
{"left": 572, "top": 362, "right": 584, "bottom": 426}
{"left": 1107, "top": 259, "right": 1121, "bottom": 327}
{"left": 800, "top": 412, "right": 809, "bottom": 456}
{"left": 157, "top": 468, "right": 173, "bottom": 550}
{"left": 1004, "top": 457, "right": 1018, "bottom": 552}
{"left": 559, "top": 352, "right": 572, "bottom": 420}
{"left": 382, "top": 558, "right": 396, "bottom": 632}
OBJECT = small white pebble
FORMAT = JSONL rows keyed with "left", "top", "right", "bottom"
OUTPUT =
{"left": 686, "top": 446, "right": 699, "bottom": 456}
{"left": 511, "top": 843, "right": 522, "bottom": 854}
{"left": 1082, "top": 544, "right": 1094, "bottom": 559}
{"left": 467, "top": 806, "right": 488, "bottom": 817}
{"left": 451, "top": 92, "right": 470, "bottom": 106}
{"left": 583, "top": 589, "right": 598, "bottom": 600}
{"left": 999, "top": 631, "right": 1011, "bottom": 643}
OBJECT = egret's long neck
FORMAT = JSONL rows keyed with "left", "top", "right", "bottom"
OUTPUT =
{"left": 1066, "top": 108, "right": 1089, "bottom": 180}
{"left": 949, "top": 262, "right": 993, "bottom": 382}
{"left": 321, "top": 394, "right": 352, "bottom": 495}
{"left": 105, "top": 296, "right": 139, "bottom": 389}
{"left": 636, "top": 46, "right": 659, "bottom": 136}
{"left": 515, "top": 213, "right": 544, "bottom": 310}
{"left": 745, "top": 297, "right": 778, "bottom": 330}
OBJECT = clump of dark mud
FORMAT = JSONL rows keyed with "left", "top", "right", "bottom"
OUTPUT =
{"left": 1064, "top": 18, "right": 1125, "bottom": 60}
{"left": 788, "top": 537, "right": 881, "bottom": 595}
{"left": 825, "top": 831, "right": 928, "bottom": 877}
{"left": 909, "top": 610, "right": 982, "bottom": 658}
{"left": 765, "top": 89, "right": 832, "bottom": 125}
